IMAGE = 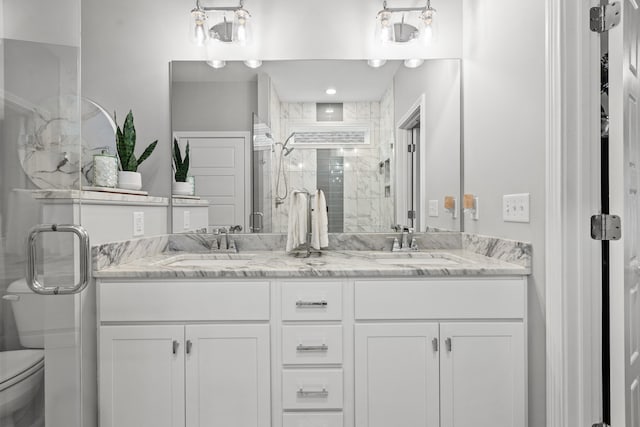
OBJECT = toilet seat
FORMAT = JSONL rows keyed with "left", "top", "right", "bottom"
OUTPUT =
{"left": 0, "top": 350, "right": 44, "bottom": 392}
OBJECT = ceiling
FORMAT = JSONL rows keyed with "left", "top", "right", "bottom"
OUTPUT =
{"left": 171, "top": 60, "right": 403, "bottom": 102}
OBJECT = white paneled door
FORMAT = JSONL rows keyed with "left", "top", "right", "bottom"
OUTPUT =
{"left": 610, "top": 0, "right": 640, "bottom": 425}
{"left": 354, "top": 323, "right": 440, "bottom": 427}
{"left": 175, "top": 132, "right": 250, "bottom": 230}
{"left": 439, "top": 322, "right": 525, "bottom": 427}
{"left": 185, "top": 324, "right": 270, "bottom": 427}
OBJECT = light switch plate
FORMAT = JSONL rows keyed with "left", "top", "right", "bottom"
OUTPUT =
{"left": 428, "top": 200, "right": 439, "bottom": 217}
{"left": 133, "top": 211, "right": 145, "bottom": 236}
{"left": 503, "top": 193, "right": 530, "bottom": 223}
{"left": 183, "top": 211, "right": 191, "bottom": 230}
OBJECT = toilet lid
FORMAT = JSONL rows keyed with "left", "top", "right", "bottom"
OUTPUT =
{"left": 0, "top": 350, "right": 44, "bottom": 387}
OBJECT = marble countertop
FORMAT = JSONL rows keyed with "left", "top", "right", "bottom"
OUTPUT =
{"left": 94, "top": 248, "right": 530, "bottom": 279}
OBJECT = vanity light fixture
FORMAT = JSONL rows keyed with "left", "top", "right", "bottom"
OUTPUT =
{"left": 206, "top": 59, "right": 226, "bottom": 69}
{"left": 326, "top": 88, "right": 337, "bottom": 95}
{"left": 367, "top": 59, "right": 387, "bottom": 68}
{"left": 244, "top": 59, "right": 262, "bottom": 68}
{"left": 375, "top": 0, "right": 438, "bottom": 45}
{"left": 189, "top": 0, "right": 252, "bottom": 46}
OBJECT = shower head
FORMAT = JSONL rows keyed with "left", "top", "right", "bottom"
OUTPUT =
{"left": 283, "top": 146, "right": 295, "bottom": 156}
{"left": 282, "top": 132, "right": 296, "bottom": 148}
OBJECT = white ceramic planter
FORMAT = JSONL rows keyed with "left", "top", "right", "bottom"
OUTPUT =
{"left": 172, "top": 181, "right": 192, "bottom": 195}
{"left": 118, "top": 171, "right": 142, "bottom": 191}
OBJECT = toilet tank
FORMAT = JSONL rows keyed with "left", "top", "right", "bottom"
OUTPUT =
{"left": 6, "top": 279, "right": 45, "bottom": 348}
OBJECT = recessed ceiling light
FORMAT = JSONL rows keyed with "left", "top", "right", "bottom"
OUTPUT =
{"left": 206, "top": 60, "right": 226, "bottom": 69}
{"left": 367, "top": 59, "right": 387, "bottom": 68}
{"left": 326, "top": 88, "right": 337, "bottom": 95}
{"left": 404, "top": 58, "right": 424, "bottom": 68}
{"left": 244, "top": 59, "right": 262, "bottom": 69}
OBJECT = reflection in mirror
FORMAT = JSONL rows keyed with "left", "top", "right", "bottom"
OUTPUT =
{"left": 170, "top": 60, "right": 461, "bottom": 234}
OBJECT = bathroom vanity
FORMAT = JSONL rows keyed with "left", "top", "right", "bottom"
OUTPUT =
{"left": 93, "top": 235, "right": 530, "bottom": 427}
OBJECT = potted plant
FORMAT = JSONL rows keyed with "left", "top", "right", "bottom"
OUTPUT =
{"left": 172, "top": 138, "right": 191, "bottom": 195}
{"left": 115, "top": 110, "right": 157, "bottom": 190}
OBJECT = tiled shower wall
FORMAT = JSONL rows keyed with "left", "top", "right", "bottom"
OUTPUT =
{"left": 271, "top": 88, "right": 395, "bottom": 233}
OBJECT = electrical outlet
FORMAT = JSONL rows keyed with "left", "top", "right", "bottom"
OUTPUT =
{"left": 183, "top": 211, "right": 191, "bottom": 230}
{"left": 428, "top": 200, "right": 439, "bottom": 217}
{"left": 133, "top": 211, "right": 145, "bottom": 236}
{"left": 503, "top": 193, "right": 530, "bottom": 223}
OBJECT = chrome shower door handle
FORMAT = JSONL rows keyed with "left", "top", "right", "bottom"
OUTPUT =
{"left": 26, "top": 224, "right": 91, "bottom": 295}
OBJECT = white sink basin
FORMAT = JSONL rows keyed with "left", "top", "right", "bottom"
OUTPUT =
{"left": 367, "top": 252, "right": 465, "bottom": 266}
{"left": 375, "top": 258, "right": 460, "bottom": 266}
{"left": 160, "top": 254, "right": 255, "bottom": 268}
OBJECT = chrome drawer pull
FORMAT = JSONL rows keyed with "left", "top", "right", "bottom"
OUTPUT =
{"left": 296, "top": 344, "right": 329, "bottom": 352}
{"left": 296, "top": 300, "right": 327, "bottom": 308}
{"left": 172, "top": 340, "right": 179, "bottom": 355}
{"left": 297, "top": 387, "right": 328, "bottom": 398}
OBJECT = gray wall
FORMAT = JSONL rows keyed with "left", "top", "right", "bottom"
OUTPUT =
{"left": 462, "top": 0, "right": 546, "bottom": 425}
{"left": 171, "top": 81, "right": 257, "bottom": 132}
{"left": 394, "top": 60, "right": 461, "bottom": 231}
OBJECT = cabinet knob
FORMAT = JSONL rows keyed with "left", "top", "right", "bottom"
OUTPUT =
{"left": 172, "top": 340, "right": 179, "bottom": 355}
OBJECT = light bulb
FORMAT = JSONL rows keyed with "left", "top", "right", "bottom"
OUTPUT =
{"left": 404, "top": 58, "right": 424, "bottom": 68}
{"left": 376, "top": 11, "right": 394, "bottom": 44}
{"left": 206, "top": 60, "right": 226, "bottom": 69}
{"left": 367, "top": 59, "right": 387, "bottom": 68}
{"left": 420, "top": 7, "right": 437, "bottom": 44}
{"left": 190, "top": 8, "right": 209, "bottom": 46}
{"left": 244, "top": 59, "right": 262, "bottom": 69}
{"left": 233, "top": 8, "right": 251, "bottom": 45}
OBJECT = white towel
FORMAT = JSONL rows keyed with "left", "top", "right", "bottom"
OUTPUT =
{"left": 286, "top": 192, "right": 308, "bottom": 252}
{"left": 311, "top": 190, "right": 329, "bottom": 250}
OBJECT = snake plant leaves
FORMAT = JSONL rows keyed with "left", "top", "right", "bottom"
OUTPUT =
{"left": 173, "top": 139, "right": 190, "bottom": 182}
{"left": 115, "top": 110, "right": 157, "bottom": 172}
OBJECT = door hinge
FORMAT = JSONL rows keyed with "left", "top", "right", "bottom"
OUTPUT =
{"left": 590, "top": 2, "right": 621, "bottom": 33}
{"left": 408, "top": 210, "right": 416, "bottom": 220}
{"left": 407, "top": 143, "right": 416, "bottom": 153}
{"left": 590, "top": 214, "right": 621, "bottom": 241}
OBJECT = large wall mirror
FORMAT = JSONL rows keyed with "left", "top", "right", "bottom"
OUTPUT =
{"left": 170, "top": 59, "right": 461, "bottom": 234}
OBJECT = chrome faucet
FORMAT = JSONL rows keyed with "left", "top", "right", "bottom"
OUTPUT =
{"left": 391, "top": 225, "right": 418, "bottom": 252}
{"left": 217, "top": 227, "right": 228, "bottom": 251}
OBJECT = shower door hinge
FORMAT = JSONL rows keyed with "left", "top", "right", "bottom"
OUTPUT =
{"left": 590, "top": 2, "right": 621, "bottom": 33}
{"left": 408, "top": 143, "right": 416, "bottom": 153}
{"left": 590, "top": 214, "right": 621, "bottom": 241}
{"left": 592, "top": 423, "right": 610, "bottom": 427}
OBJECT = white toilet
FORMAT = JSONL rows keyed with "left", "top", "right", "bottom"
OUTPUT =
{"left": 0, "top": 279, "right": 45, "bottom": 427}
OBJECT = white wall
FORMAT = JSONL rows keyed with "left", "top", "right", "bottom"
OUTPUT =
{"left": 394, "top": 59, "right": 461, "bottom": 231}
{"left": 462, "top": 0, "right": 546, "bottom": 426}
{"left": 171, "top": 81, "right": 257, "bottom": 132}
{"left": 81, "top": 0, "right": 462, "bottom": 197}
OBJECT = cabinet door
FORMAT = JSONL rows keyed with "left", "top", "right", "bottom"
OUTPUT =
{"left": 99, "top": 325, "right": 185, "bottom": 427}
{"left": 185, "top": 324, "right": 270, "bottom": 427}
{"left": 439, "top": 322, "right": 525, "bottom": 427}
{"left": 355, "top": 323, "right": 439, "bottom": 427}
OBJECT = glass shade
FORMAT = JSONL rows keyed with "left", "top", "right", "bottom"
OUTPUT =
{"left": 190, "top": 8, "right": 209, "bottom": 46}
{"left": 376, "top": 11, "right": 394, "bottom": 43}
{"left": 232, "top": 8, "right": 252, "bottom": 45}
{"left": 420, "top": 8, "right": 438, "bottom": 44}
{"left": 206, "top": 60, "right": 226, "bottom": 69}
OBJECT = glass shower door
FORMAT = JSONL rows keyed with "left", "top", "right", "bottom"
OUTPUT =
{"left": 0, "top": 1, "right": 92, "bottom": 426}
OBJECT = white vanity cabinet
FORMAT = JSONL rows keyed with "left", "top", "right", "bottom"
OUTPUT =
{"left": 97, "top": 280, "right": 271, "bottom": 427}
{"left": 353, "top": 278, "right": 527, "bottom": 427}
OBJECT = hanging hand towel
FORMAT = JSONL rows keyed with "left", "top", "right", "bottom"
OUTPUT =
{"left": 311, "top": 189, "right": 329, "bottom": 250}
{"left": 286, "top": 191, "right": 308, "bottom": 252}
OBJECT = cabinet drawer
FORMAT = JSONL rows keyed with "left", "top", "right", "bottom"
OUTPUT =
{"left": 282, "top": 325, "right": 343, "bottom": 365}
{"left": 100, "top": 281, "right": 270, "bottom": 322}
{"left": 281, "top": 282, "right": 342, "bottom": 321}
{"left": 283, "top": 413, "right": 343, "bottom": 427}
{"left": 354, "top": 278, "right": 526, "bottom": 320}
{"left": 282, "top": 369, "right": 343, "bottom": 410}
